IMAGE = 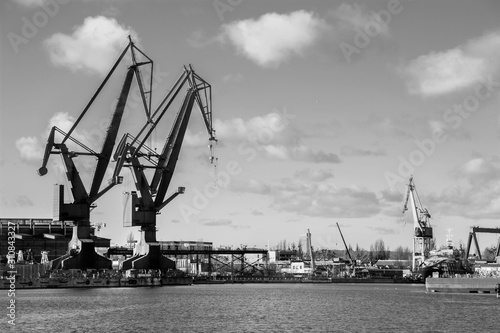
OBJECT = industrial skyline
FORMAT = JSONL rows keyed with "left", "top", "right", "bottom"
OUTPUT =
{"left": 1, "top": 0, "right": 500, "bottom": 252}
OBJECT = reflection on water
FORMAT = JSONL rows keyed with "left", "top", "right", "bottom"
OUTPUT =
{"left": 9, "top": 284, "right": 500, "bottom": 332}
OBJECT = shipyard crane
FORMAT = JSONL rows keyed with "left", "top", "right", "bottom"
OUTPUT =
{"left": 402, "top": 176, "right": 433, "bottom": 271}
{"left": 37, "top": 37, "right": 153, "bottom": 270}
{"left": 112, "top": 64, "right": 217, "bottom": 271}
{"left": 306, "top": 229, "right": 316, "bottom": 275}
{"left": 336, "top": 222, "right": 355, "bottom": 277}
{"left": 465, "top": 227, "right": 500, "bottom": 261}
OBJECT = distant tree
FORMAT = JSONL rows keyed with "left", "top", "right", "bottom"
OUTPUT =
{"left": 368, "top": 245, "right": 375, "bottom": 264}
{"left": 483, "top": 245, "right": 498, "bottom": 261}
{"left": 348, "top": 244, "right": 354, "bottom": 257}
{"left": 372, "top": 239, "right": 388, "bottom": 261}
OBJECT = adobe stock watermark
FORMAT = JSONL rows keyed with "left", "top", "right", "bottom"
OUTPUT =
{"left": 178, "top": 107, "right": 296, "bottom": 223}
{"left": 213, "top": 0, "right": 243, "bottom": 22}
{"left": 384, "top": 75, "right": 500, "bottom": 189}
{"left": 7, "top": 0, "right": 72, "bottom": 54}
{"left": 340, "top": 0, "right": 409, "bottom": 64}
{"left": 6, "top": 221, "right": 17, "bottom": 326}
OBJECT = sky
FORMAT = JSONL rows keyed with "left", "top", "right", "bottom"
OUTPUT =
{"left": 1, "top": 0, "right": 500, "bottom": 253}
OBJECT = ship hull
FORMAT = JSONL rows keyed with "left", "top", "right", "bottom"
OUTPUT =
{"left": 1, "top": 276, "right": 192, "bottom": 289}
{"left": 426, "top": 277, "right": 500, "bottom": 293}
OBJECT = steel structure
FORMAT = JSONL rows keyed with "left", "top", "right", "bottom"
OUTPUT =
{"left": 465, "top": 227, "right": 500, "bottom": 261}
{"left": 37, "top": 38, "right": 152, "bottom": 270}
{"left": 336, "top": 222, "right": 355, "bottom": 276}
{"left": 402, "top": 176, "right": 433, "bottom": 271}
{"left": 305, "top": 229, "right": 315, "bottom": 274}
{"left": 107, "top": 247, "right": 267, "bottom": 278}
{"left": 113, "top": 64, "right": 217, "bottom": 271}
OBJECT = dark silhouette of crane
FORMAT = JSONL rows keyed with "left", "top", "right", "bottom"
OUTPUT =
{"left": 113, "top": 64, "right": 217, "bottom": 271}
{"left": 37, "top": 38, "right": 153, "bottom": 270}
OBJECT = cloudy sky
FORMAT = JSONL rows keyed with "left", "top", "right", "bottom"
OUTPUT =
{"left": 1, "top": 0, "right": 500, "bottom": 252}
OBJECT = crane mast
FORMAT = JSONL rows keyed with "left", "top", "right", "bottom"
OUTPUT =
{"left": 402, "top": 176, "right": 433, "bottom": 271}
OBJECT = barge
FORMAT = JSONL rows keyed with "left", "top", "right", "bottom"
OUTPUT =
{"left": 426, "top": 276, "right": 499, "bottom": 293}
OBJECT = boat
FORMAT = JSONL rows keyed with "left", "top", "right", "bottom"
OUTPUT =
{"left": 426, "top": 276, "right": 500, "bottom": 293}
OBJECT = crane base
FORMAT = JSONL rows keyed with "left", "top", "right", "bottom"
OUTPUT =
{"left": 51, "top": 239, "right": 112, "bottom": 270}
{"left": 121, "top": 243, "right": 175, "bottom": 271}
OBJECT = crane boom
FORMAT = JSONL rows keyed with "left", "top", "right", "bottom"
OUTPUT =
{"left": 336, "top": 222, "right": 353, "bottom": 265}
{"left": 89, "top": 67, "right": 134, "bottom": 201}
{"left": 402, "top": 176, "right": 432, "bottom": 237}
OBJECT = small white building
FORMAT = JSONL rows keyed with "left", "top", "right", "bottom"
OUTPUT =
{"left": 290, "top": 261, "right": 312, "bottom": 275}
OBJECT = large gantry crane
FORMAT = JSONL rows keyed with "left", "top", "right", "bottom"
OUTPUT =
{"left": 402, "top": 176, "right": 433, "bottom": 271}
{"left": 38, "top": 38, "right": 153, "bottom": 270}
{"left": 113, "top": 64, "right": 217, "bottom": 271}
{"left": 465, "top": 226, "right": 500, "bottom": 261}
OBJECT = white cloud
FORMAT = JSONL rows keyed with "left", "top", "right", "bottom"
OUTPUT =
{"left": 426, "top": 156, "right": 500, "bottom": 219}
{"left": 220, "top": 10, "right": 328, "bottom": 67}
{"left": 230, "top": 178, "right": 271, "bottom": 194}
{"left": 16, "top": 136, "right": 41, "bottom": 161}
{"left": 212, "top": 112, "right": 340, "bottom": 163}
{"left": 401, "top": 30, "right": 500, "bottom": 97}
{"left": 48, "top": 112, "right": 75, "bottom": 133}
{"left": 330, "top": 3, "right": 390, "bottom": 36}
{"left": 16, "top": 112, "right": 76, "bottom": 162}
{"left": 44, "top": 16, "right": 139, "bottom": 75}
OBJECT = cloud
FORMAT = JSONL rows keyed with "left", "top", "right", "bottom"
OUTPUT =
{"left": 293, "top": 169, "right": 334, "bottom": 182}
{"left": 400, "top": 30, "right": 500, "bottom": 97}
{"left": 272, "top": 180, "right": 380, "bottom": 218}
{"left": 199, "top": 218, "right": 250, "bottom": 229}
{"left": 44, "top": 16, "right": 139, "bottom": 75}
{"left": 11, "top": 0, "right": 46, "bottom": 7}
{"left": 200, "top": 218, "right": 232, "bottom": 226}
{"left": 230, "top": 178, "right": 271, "bottom": 194}
{"left": 212, "top": 112, "right": 340, "bottom": 163}
{"left": 341, "top": 145, "right": 386, "bottom": 157}
{"left": 368, "top": 227, "right": 397, "bottom": 235}
{"left": 16, "top": 136, "right": 41, "bottom": 161}
{"left": 254, "top": 171, "right": 380, "bottom": 218}
{"left": 380, "top": 188, "right": 404, "bottom": 203}
{"left": 228, "top": 168, "right": 380, "bottom": 218}
{"left": 293, "top": 146, "right": 342, "bottom": 164}
{"left": 424, "top": 156, "right": 500, "bottom": 219}
{"left": 222, "top": 73, "right": 244, "bottom": 84}
{"left": 458, "top": 157, "right": 500, "bottom": 186}
{"left": 329, "top": 3, "right": 390, "bottom": 36}
{"left": 220, "top": 10, "right": 328, "bottom": 67}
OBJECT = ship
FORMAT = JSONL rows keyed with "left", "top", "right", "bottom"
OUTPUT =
{"left": 424, "top": 227, "right": 500, "bottom": 293}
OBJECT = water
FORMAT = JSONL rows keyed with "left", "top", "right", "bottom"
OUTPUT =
{"left": 4, "top": 283, "right": 499, "bottom": 332}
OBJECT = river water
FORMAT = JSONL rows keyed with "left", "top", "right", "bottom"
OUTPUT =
{"left": 5, "top": 283, "right": 499, "bottom": 332}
